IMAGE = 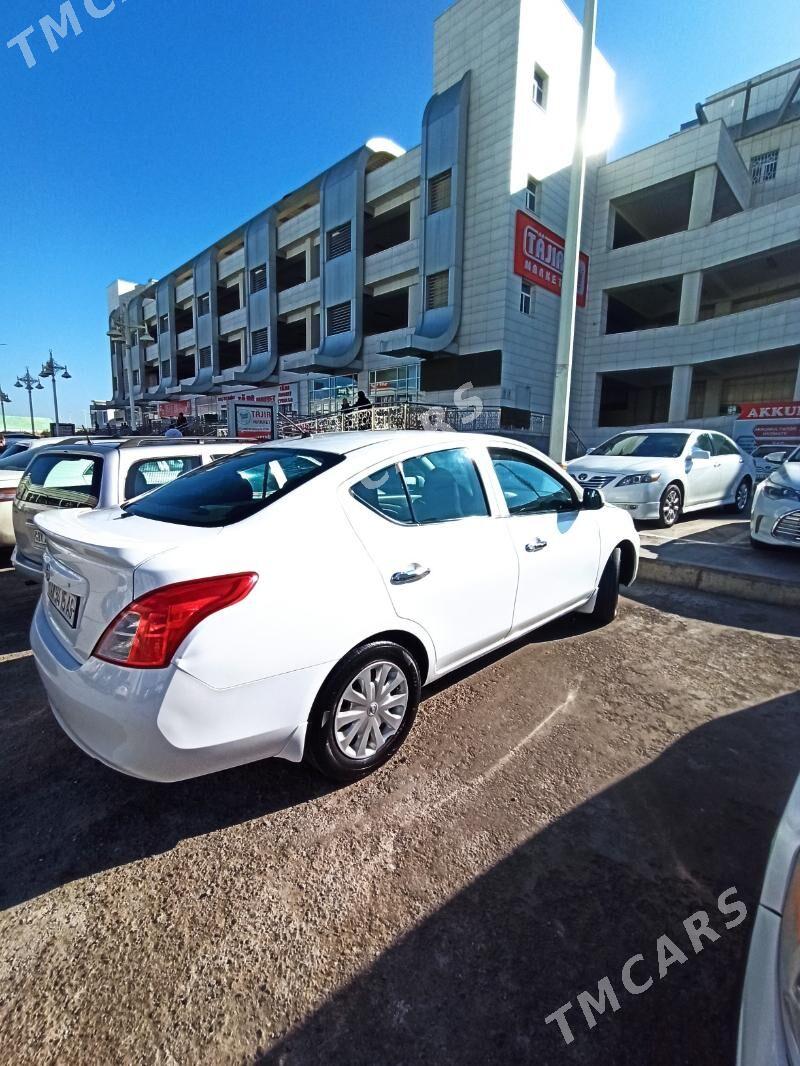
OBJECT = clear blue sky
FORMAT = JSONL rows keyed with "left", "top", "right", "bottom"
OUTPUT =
{"left": 0, "top": 0, "right": 796, "bottom": 426}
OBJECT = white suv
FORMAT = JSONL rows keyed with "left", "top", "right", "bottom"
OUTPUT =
{"left": 12, "top": 437, "right": 247, "bottom": 580}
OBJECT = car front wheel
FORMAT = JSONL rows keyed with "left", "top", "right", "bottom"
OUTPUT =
{"left": 657, "top": 482, "right": 683, "bottom": 528}
{"left": 306, "top": 641, "right": 421, "bottom": 782}
{"left": 588, "top": 548, "right": 621, "bottom": 626}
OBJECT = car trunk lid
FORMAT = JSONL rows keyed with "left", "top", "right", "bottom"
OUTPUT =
{"left": 35, "top": 507, "right": 222, "bottom": 661}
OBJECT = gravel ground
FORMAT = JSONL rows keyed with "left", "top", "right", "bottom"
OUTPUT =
{"left": 1, "top": 555, "right": 799, "bottom": 1065}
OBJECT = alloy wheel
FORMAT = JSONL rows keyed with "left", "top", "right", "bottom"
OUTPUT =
{"left": 661, "top": 486, "right": 681, "bottom": 526}
{"left": 333, "top": 661, "right": 410, "bottom": 761}
{"left": 735, "top": 480, "right": 750, "bottom": 512}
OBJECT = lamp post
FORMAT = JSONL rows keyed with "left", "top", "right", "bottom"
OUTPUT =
{"left": 39, "top": 350, "right": 72, "bottom": 433}
{"left": 107, "top": 300, "right": 150, "bottom": 432}
{"left": 15, "top": 368, "right": 45, "bottom": 435}
{"left": 0, "top": 388, "right": 10, "bottom": 434}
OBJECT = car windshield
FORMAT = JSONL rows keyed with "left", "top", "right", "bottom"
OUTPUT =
{"left": 788, "top": 447, "right": 800, "bottom": 463}
{"left": 122, "top": 447, "right": 344, "bottom": 527}
{"left": 592, "top": 433, "right": 688, "bottom": 459}
{"left": 0, "top": 445, "right": 33, "bottom": 471}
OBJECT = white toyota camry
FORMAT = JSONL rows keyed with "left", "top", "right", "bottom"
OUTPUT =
{"left": 750, "top": 445, "right": 800, "bottom": 548}
{"left": 30, "top": 431, "right": 639, "bottom": 783}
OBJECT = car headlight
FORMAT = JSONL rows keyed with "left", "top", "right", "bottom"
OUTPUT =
{"left": 765, "top": 482, "right": 800, "bottom": 502}
{"left": 779, "top": 852, "right": 800, "bottom": 1064}
{"left": 617, "top": 472, "right": 662, "bottom": 487}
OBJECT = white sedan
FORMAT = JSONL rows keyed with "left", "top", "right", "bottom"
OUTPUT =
{"left": 568, "top": 429, "right": 755, "bottom": 528}
{"left": 750, "top": 446, "right": 800, "bottom": 548}
{"left": 30, "top": 431, "right": 639, "bottom": 783}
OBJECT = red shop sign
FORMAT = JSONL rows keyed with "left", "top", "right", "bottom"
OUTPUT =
{"left": 513, "top": 210, "right": 589, "bottom": 307}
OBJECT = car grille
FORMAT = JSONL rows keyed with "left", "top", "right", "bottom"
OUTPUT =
{"left": 773, "top": 511, "right": 800, "bottom": 541}
{"left": 575, "top": 474, "right": 617, "bottom": 489}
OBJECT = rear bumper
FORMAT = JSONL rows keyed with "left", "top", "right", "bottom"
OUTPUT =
{"left": 31, "top": 601, "right": 325, "bottom": 782}
{"left": 12, "top": 547, "right": 44, "bottom": 581}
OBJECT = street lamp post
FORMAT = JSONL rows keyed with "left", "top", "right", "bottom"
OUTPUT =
{"left": 40, "top": 350, "right": 72, "bottom": 433}
{"left": 107, "top": 300, "right": 150, "bottom": 433}
{"left": 15, "top": 368, "right": 45, "bottom": 435}
{"left": 0, "top": 388, "right": 10, "bottom": 433}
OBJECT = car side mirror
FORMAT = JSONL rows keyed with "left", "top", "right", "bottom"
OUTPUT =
{"left": 583, "top": 487, "right": 604, "bottom": 510}
{"left": 690, "top": 446, "right": 711, "bottom": 461}
{"left": 764, "top": 452, "right": 786, "bottom": 464}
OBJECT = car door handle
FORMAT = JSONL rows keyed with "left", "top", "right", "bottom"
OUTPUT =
{"left": 525, "top": 539, "right": 548, "bottom": 553}
{"left": 391, "top": 564, "right": 431, "bottom": 585}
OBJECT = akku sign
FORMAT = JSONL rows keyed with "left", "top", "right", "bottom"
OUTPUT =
{"left": 739, "top": 401, "right": 800, "bottom": 420}
{"left": 514, "top": 211, "right": 589, "bottom": 307}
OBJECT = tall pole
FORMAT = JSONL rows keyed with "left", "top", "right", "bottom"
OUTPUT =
{"left": 47, "top": 350, "right": 60, "bottom": 431}
{"left": 548, "top": 0, "right": 597, "bottom": 464}
{"left": 0, "top": 392, "right": 8, "bottom": 433}
{"left": 26, "top": 369, "right": 35, "bottom": 434}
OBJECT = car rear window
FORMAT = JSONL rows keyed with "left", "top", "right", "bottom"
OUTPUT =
{"left": 122, "top": 447, "right": 343, "bottom": 527}
{"left": 125, "top": 456, "right": 201, "bottom": 500}
{"left": 0, "top": 445, "right": 34, "bottom": 471}
{"left": 17, "top": 453, "right": 103, "bottom": 509}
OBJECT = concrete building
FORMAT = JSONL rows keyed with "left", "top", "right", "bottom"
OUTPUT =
{"left": 105, "top": 0, "right": 799, "bottom": 447}
{"left": 574, "top": 58, "right": 800, "bottom": 443}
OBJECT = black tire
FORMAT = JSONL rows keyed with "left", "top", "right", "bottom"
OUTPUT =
{"left": 305, "top": 641, "right": 421, "bottom": 783}
{"left": 657, "top": 482, "right": 683, "bottom": 528}
{"left": 589, "top": 548, "right": 621, "bottom": 626}
{"left": 726, "top": 477, "right": 752, "bottom": 515}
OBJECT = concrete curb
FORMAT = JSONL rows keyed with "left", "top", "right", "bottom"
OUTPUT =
{"left": 638, "top": 555, "right": 800, "bottom": 609}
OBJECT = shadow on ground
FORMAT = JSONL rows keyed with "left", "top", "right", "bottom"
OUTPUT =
{"left": 263, "top": 692, "right": 800, "bottom": 1066}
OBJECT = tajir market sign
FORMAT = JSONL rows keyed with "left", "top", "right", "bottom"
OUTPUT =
{"left": 513, "top": 210, "right": 589, "bottom": 307}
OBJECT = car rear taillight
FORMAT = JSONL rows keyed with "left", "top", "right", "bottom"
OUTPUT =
{"left": 93, "top": 572, "right": 258, "bottom": 669}
{"left": 0, "top": 487, "right": 16, "bottom": 501}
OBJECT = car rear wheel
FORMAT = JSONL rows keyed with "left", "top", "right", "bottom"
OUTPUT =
{"left": 657, "top": 482, "right": 683, "bottom": 528}
{"left": 727, "top": 477, "right": 752, "bottom": 514}
{"left": 588, "top": 548, "right": 621, "bottom": 626}
{"left": 305, "top": 641, "right": 421, "bottom": 782}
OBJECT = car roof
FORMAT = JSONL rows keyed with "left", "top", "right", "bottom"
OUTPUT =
{"left": 35, "top": 439, "right": 244, "bottom": 457}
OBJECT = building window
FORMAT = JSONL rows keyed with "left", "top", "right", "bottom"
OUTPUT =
{"left": 159, "top": 314, "right": 169, "bottom": 335}
{"left": 251, "top": 327, "right": 269, "bottom": 354}
{"left": 751, "top": 149, "right": 778, "bottom": 184}
{"left": 327, "top": 222, "right": 352, "bottom": 260}
{"left": 526, "top": 177, "right": 538, "bottom": 215}
{"left": 197, "top": 292, "right": 210, "bottom": 316}
{"left": 369, "top": 363, "right": 421, "bottom": 403}
{"left": 160, "top": 360, "right": 170, "bottom": 380}
{"left": 533, "top": 66, "right": 548, "bottom": 109}
{"left": 132, "top": 370, "right": 140, "bottom": 386}
{"left": 250, "top": 265, "right": 267, "bottom": 293}
{"left": 326, "top": 302, "right": 352, "bottom": 336}
{"left": 198, "top": 346, "right": 212, "bottom": 369}
{"left": 428, "top": 170, "right": 452, "bottom": 214}
{"left": 519, "top": 281, "right": 533, "bottom": 315}
{"left": 425, "top": 271, "right": 449, "bottom": 311}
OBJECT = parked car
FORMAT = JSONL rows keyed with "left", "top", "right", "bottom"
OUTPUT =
{"left": 751, "top": 443, "right": 795, "bottom": 483}
{"left": 12, "top": 437, "right": 247, "bottom": 579}
{"left": 29, "top": 431, "right": 639, "bottom": 783}
{"left": 567, "top": 429, "right": 756, "bottom": 528}
{"left": 737, "top": 770, "right": 800, "bottom": 1065}
{"left": 0, "top": 436, "right": 98, "bottom": 549}
{"left": 750, "top": 446, "right": 800, "bottom": 549}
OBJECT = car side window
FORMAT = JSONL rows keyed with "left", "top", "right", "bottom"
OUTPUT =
{"left": 696, "top": 433, "right": 714, "bottom": 455}
{"left": 489, "top": 448, "right": 577, "bottom": 515}
{"left": 125, "top": 456, "right": 201, "bottom": 500}
{"left": 351, "top": 464, "right": 414, "bottom": 524}
{"left": 712, "top": 434, "right": 739, "bottom": 456}
{"left": 400, "top": 448, "right": 489, "bottom": 524}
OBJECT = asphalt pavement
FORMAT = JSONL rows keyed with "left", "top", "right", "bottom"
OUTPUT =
{"left": 1, "top": 552, "right": 799, "bottom": 1065}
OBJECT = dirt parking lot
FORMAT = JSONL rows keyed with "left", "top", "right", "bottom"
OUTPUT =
{"left": 1, "top": 553, "right": 799, "bottom": 1065}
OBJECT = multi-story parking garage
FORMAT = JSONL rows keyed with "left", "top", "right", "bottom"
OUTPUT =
{"left": 105, "top": 0, "right": 799, "bottom": 446}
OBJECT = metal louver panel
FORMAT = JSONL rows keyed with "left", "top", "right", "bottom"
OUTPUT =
{"left": 327, "top": 222, "right": 352, "bottom": 260}
{"left": 425, "top": 271, "right": 449, "bottom": 310}
{"left": 251, "top": 328, "right": 269, "bottom": 355}
{"left": 428, "top": 170, "right": 452, "bottom": 214}
{"left": 327, "top": 302, "right": 352, "bottom": 336}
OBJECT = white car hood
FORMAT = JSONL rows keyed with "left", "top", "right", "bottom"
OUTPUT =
{"left": 770, "top": 461, "right": 800, "bottom": 491}
{"left": 569, "top": 454, "right": 676, "bottom": 474}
